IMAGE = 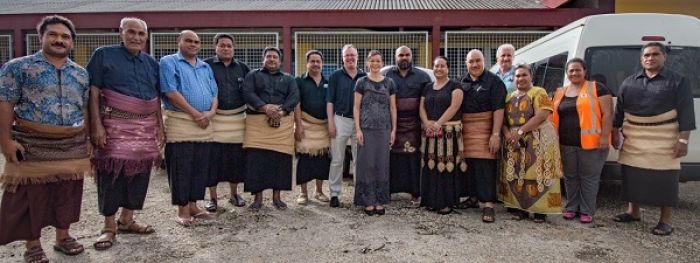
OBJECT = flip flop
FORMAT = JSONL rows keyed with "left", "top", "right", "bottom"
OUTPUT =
{"left": 273, "top": 200, "right": 288, "bottom": 210}
{"left": 249, "top": 202, "right": 263, "bottom": 212}
{"left": 192, "top": 211, "right": 215, "bottom": 220}
{"left": 176, "top": 217, "right": 196, "bottom": 228}
{"left": 482, "top": 207, "right": 496, "bottom": 223}
{"left": 53, "top": 237, "right": 84, "bottom": 256}
{"left": 612, "top": 213, "right": 641, "bottom": 223}
{"left": 652, "top": 222, "right": 673, "bottom": 236}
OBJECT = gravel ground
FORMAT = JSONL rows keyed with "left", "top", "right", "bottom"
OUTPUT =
{"left": 1, "top": 156, "right": 699, "bottom": 263}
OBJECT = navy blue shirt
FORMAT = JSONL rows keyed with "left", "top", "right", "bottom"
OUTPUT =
{"left": 326, "top": 67, "right": 366, "bottom": 118}
{"left": 86, "top": 43, "right": 159, "bottom": 100}
{"left": 203, "top": 57, "right": 250, "bottom": 110}
{"left": 296, "top": 73, "right": 329, "bottom": 120}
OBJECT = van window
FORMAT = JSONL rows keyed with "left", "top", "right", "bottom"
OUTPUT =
{"left": 530, "top": 52, "right": 568, "bottom": 93}
{"left": 585, "top": 46, "right": 700, "bottom": 97}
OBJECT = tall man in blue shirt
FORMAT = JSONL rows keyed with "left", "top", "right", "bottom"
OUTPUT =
{"left": 87, "top": 17, "right": 162, "bottom": 250}
{"left": 326, "top": 44, "right": 366, "bottom": 207}
{"left": 160, "top": 30, "right": 218, "bottom": 227}
{"left": 0, "top": 15, "right": 90, "bottom": 261}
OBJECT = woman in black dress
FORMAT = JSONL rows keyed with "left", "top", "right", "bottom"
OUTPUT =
{"left": 419, "top": 56, "right": 464, "bottom": 214}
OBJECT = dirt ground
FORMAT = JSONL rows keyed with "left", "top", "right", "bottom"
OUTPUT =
{"left": 1, "top": 156, "right": 699, "bottom": 263}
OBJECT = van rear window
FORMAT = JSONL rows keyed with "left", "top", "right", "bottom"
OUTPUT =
{"left": 585, "top": 46, "right": 700, "bottom": 97}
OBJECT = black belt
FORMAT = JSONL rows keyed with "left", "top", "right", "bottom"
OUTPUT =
{"left": 627, "top": 118, "right": 678, "bottom": 126}
{"left": 335, "top": 112, "right": 353, "bottom": 118}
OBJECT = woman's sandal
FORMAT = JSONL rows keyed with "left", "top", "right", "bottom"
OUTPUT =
{"left": 117, "top": 220, "right": 155, "bottom": 234}
{"left": 273, "top": 200, "right": 288, "bottom": 210}
{"left": 53, "top": 237, "right": 84, "bottom": 256}
{"left": 533, "top": 214, "right": 547, "bottom": 223}
{"left": 437, "top": 208, "right": 452, "bottom": 215}
{"left": 192, "top": 211, "right": 215, "bottom": 220}
{"left": 93, "top": 228, "right": 117, "bottom": 251}
{"left": 482, "top": 207, "right": 496, "bottom": 223}
{"left": 612, "top": 213, "right": 641, "bottom": 223}
{"left": 23, "top": 246, "right": 48, "bottom": 263}
{"left": 176, "top": 217, "right": 196, "bottom": 228}
{"left": 652, "top": 222, "right": 673, "bottom": 236}
{"left": 511, "top": 210, "right": 528, "bottom": 221}
{"left": 456, "top": 198, "right": 479, "bottom": 209}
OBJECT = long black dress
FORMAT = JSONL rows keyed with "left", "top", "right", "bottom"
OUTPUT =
{"left": 420, "top": 80, "right": 462, "bottom": 210}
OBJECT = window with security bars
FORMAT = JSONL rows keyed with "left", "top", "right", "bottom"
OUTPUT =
{"left": 150, "top": 32, "right": 279, "bottom": 70}
{"left": 26, "top": 33, "right": 121, "bottom": 66}
{"left": 0, "top": 35, "right": 11, "bottom": 66}
{"left": 444, "top": 31, "right": 550, "bottom": 80}
{"left": 294, "top": 31, "right": 429, "bottom": 77}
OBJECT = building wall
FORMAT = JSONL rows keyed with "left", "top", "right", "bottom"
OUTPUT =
{"left": 616, "top": 0, "right": 700, "bottom": 18}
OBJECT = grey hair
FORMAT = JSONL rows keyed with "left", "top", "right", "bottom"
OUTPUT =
{"left": 120, "top": 17, "right": 147, "bottom": 32}
{"left": 496, "top": 43, "right": 515, "bottom": 58}
{"left": 342, "top": 44, "right": 356, "bottom": 54}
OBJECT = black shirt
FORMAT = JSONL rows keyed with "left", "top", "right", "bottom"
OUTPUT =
{"left": 614, "top": 67, "right": 695, "bottom": 131}
{"left": 383, "top": 66, "right": 431, "bottom": 99}
{"left": 326, "top": 67, "right": 367, "bottom": 118}
{"left": 242, "top": 68, "right": 299, "bottom": 113}
{"left": 203, "top": 57, "right": 250, "bottom": 110}
{"left": 296, "top": 73, "right": 329, "bottom": 119}
{"left": 557, "top": 82, "right": 611, "bottom": 147}
{"left": 460, "top": 70, "right": 507, "bottom": 113}
{"left": 422, "top": 80, "right": 461, "bottom": 121}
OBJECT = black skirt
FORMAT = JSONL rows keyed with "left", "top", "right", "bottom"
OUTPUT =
{"left": 165, "top": 142, "right": 212, "bottom": 206}
{"left": 207, "top": 143, "right": 246, "bottom": 187}
{"left": 389, "top": 152, "right": 421, "bottom": 196}
{"left": 420, "top": 166, "right": 459, "bottom": 210}
{"left": 621, "top": 165, "right": 679, "bottom": 207}
{"left": 96, "top": 170, "right": 150, "bottom": 216}
{"left": 244, "top": 148, "right": 293, "bottom": 193}
{"left": 296, "top": 153, "right": 330, "bottom": 185}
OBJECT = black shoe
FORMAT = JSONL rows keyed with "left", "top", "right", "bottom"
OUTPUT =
{"left": 330, "top": 197, "right": 340, "bottom": 208}
{"left": 228, "top": 194, "right": 246, "bottom": 207}
{"left": 376, "top": 208, "right": 385, "bottom": 216}
{"left": 205, "top": 199, "right": 218, "bottom": 212}
{"left": 364, "top": 208, "right": 376, "bottom": 216}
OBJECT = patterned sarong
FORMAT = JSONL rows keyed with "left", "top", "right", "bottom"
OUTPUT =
{"left": 243, "top": 113, "right": 295, "bottom": 156}
{"left": 394, "top": 98, "right": 421, "bottom": 153}
{"left": 619, "top": 110, "right": 680, "bottom": 170}
{"left": 296, "top": 112, "right": 330, "bottom": 156}
{"left": 211, "top": 106, "right": 246, "bottom": 144}
{"left": 1, "top": 119, "right": 91, "bottom": 192}
{"left": 420, "top": 121, "right": 467, "bottom": 173}
{"left": 92, "top": 89, "right": 161, "bottom": 176}
{"left": 461, "top": 111, "right": 495, "bottom": 159}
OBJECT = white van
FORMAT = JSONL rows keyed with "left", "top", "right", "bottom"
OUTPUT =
{"left": 501, "top": 13, "right": 700, "bottom": 181}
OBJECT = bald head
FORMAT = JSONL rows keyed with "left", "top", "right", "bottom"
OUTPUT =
{"left": 465, "top": 49, "right": 485, "bottom": 78}
{"left": 178, "top": 30, "right": 201, "bottom": 59}
{"left": 395, "top": 45, "right": 413, "bottom": 70}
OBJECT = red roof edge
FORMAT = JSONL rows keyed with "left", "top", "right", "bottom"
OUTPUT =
{"left": 541, "top": 0, "right": 570, "bottom": 8}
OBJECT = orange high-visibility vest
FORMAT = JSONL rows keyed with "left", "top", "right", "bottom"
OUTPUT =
{"left": 551, "top": 81, "right": 605, "bottom": 149}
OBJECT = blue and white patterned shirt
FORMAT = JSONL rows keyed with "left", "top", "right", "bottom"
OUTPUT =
{"left": 159, "top": 52, "right": 218, "bottom": 112}
{"left": 0, "top": 51, "right": 89, "bottom": 126}
{"left": 494, "top": 66, "right": 516, "bottom": 92}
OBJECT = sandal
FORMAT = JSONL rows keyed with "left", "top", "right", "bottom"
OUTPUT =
{"left": 176, "top": 217, "right": 196, "bottom": 227}
{"left": 93, "top": 228, "right": 117, "bottom": 251}
{"left": 437, "top": 208, "right": 452, "bottom": 215}
{"left": 117, "top": 219, "right": 155, "bottom": 234}
{"left": 192, "top": 211, "right": 215, "bottom": 220}
{"left": 456, "top": 198, "right": 479, "bottom": 209}
{"left": 562, "top": 210, "right": 576, "bottom": 220}
{"left": 273, "top": 200, "right": 288, "bottom": 210}
{"left": 482, "top": 207, "right": 496, "bottom": 223}
{"left": 53, "top": 237, "right": 84, "bottom": 256}
{"left": 510, "top": 210, "right": 528, "bottom": 221}
{"left": 652, "top": 222, "right": 673, "bottom": 236}
{"left": 249, "top": 202, "right": 263, "bottom": 212}
{"left": 579, "top": 213, "right": 593, "bottom": 224}
{"left": 612, "top": 213, "right": 641, "bottom": 223}
{"left": 205, "top": 199, "right": 218, "bottom": 212}
{"left": 533, "top": 214, "right": 547, "bottom": 223}
{"left": 23, "top": 246, "right": 48, "bottom": 263}
{"left": 229, "top": 194, "right": 247, "bottom": 207}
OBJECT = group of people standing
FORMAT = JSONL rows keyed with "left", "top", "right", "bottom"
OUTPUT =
{"left": 0, "top": 15, "right": 694, "bottom": 263}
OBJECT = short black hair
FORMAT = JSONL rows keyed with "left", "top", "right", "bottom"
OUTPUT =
{"left": 514, "top": 63, "right": 533, "bottom": 76}
{"left": 565, "top": 57, "right": 587, "bottom": 71}
{"left": 641, "top": 42, "right": 668, "bottom": 55}
{"left": 305, "top": 49, "right": 323, "bottom": 61}
{"left": 213, "top": 33, "right": 235, "bottom": 46}
{"left": 433, "top": 55, "right": 449, "bottom": 68}
{"left": 37, "top": 15, "right": 77, "bottom": 40}
{"left": 263, "top": 46, "right": 282, "bottom": 59}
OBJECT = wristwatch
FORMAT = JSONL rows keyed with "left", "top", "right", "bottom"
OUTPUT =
{"left": 678, "top": 138, "right": 689, "bottom": 145}
{"left": 517, "top": 129, "right": 524, "bottom": 136}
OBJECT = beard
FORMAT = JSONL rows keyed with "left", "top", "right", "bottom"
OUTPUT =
{"left": 398, "top": 60, "right": 411, "bottom": 70}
